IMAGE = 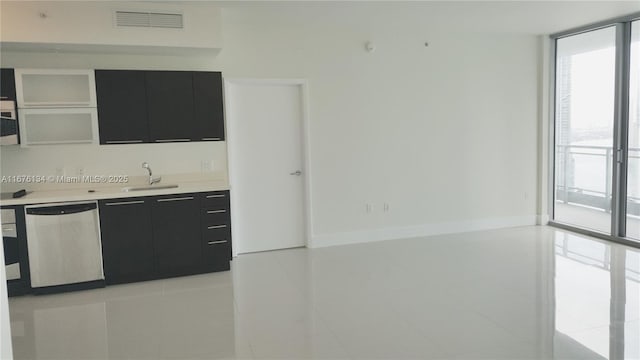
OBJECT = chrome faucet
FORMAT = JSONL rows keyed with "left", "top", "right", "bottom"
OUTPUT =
{"left": 142, "top": 162, "right": 162, "bottom": 185}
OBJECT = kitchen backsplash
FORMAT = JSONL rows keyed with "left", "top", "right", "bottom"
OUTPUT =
{"left": 0, "top": 141, "right": 228, "bottom": 192}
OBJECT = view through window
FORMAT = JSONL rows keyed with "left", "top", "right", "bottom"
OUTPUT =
{"left": 554, "top": 27, "right": 617, "bottom": 234}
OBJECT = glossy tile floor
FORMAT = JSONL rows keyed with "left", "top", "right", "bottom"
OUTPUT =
{"left": 7, "top": 226, "right": 640, "bottom": 360}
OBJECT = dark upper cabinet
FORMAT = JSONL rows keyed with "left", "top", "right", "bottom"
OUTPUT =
{"left": 95, "top": 70, "right": 149, "bottom": 144}
{"left": 99, "top": 198, "right": 155, "bottom": 284}
{"left": 146, "top": 71, "right": 195, "bottom": 142}
{"left": 95, "top": 70, "right": 225, "bottom": 144}
{"left": 151, "top": 194, "right": 202, "bottom": 277}
{"left": 193, "top": 72, "right": 225, "bottom": 141}
{"left": 1, "top": 69, "right": 16, "bottom": 100}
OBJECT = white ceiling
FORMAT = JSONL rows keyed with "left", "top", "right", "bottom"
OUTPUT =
{"left": 144, "top": 0, "right": 640, "bottom": 35}
{"left": 24, "top": 1, "right": 640, "bottom": 35}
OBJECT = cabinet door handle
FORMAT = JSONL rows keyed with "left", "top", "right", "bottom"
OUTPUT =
{"left": 105, "top": 140, "right": 143, "bottom": 144}
{"left": 207, "top": 225, "right": 227, "bottom": 230}
{"left": 206, "top": 194, "right": 225, "bottom": 199}
{"left": 154, "top": 139, "right": 190, "bottom": 143}
{"left": 2, "top": 224, "right": 17, "bottom": 237}
{"left": 157, "top": 196, "right": 194, "bottom": 202}
{"left": 207, "top": 240, "right": 227, "bottom": 245}
{"left": 105, "top": 200, "right": 144, "bottom": 206}
{"left": 201, "top": 137, "right": 222, "bottom": 141}
{"left": 206, "top": 210, "right": 227, "bottom": 214}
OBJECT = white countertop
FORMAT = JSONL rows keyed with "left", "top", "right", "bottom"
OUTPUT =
{"left": 0, "top": 179, "right": 230, "bottom": 206}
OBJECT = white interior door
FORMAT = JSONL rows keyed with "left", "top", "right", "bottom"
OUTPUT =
{"left": 225, "top": 80, "right": 307, "bottom": 254}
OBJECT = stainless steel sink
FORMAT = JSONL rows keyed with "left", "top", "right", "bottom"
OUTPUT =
{"left": 122, "top": 184, "right": 179, "bottom": 192}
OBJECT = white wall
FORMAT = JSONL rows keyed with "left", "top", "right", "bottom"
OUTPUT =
{"left": 216, "top": 6, "right": 540, "bottom": 244}
{"left": 2, "top": 3, "right": 543, "bottom": 246}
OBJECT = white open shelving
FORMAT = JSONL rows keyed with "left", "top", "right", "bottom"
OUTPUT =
{"left": 14, "top": 69, "right": 98, "bottom": 146}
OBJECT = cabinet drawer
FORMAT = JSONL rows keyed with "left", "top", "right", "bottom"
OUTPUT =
{"left": 202, "top": 192, "right": 229, "bottom": 209}
{"left": 202, "top": 209, "right": 229, "bottom": 226}
{"left": 202, "top": 225, "right": 230, "bottom": 242}
{"left": 202, "top": 238, "right": 231, "bottom": 270}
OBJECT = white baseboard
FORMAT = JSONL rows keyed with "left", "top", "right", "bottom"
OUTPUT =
{"left": 309, "top": 215, "right": 538, "bottom": 248}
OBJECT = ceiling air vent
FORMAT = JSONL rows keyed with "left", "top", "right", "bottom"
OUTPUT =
{"left": 115, "top": 11, "right": 184, "bottom": 29}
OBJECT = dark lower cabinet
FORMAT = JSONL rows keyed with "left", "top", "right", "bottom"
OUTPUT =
{"left": 202, "top": 231, "right": 231, "bottom": 272}
{"left": 99, "top": 191, "right": 232, "bottom": 285}
{"left": 2, "top": 205, "right": 30, "bottom": 296}
{"left": 99, "top": 198, "right": 154, "bottom": 284}
{"left": 200, "top": 191, "right": 232, "bottom": 271}
{"left": 151, "top": 194, "right": 202, "bottom": 277}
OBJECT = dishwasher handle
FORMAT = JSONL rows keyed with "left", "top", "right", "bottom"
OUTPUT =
{"left": 26, "top": 203, "right": 97, "bottom": 216}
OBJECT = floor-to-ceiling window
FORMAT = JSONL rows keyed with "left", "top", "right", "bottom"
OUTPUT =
{"left": 554, "top": 27, "right": 617, "bottom": 234}
{"left": 552, "top": 14, "right": 640, "bottom": 245}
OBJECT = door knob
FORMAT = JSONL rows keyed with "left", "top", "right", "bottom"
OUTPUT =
{"left": 290, "top": 170, "right": 302, "bottom": 176}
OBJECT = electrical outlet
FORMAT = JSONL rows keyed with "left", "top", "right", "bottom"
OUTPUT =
{"left": 76, "top": 167, "right": 85, "bottom": 176}
{"left": 383, "top": 203, "right": 390, "bottom": 212}
{"left": 201, "top": 160, "right": 213, "bottom": 173}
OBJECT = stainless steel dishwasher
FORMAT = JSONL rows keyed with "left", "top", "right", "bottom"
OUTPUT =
{"left": 25, "top": 201, "right": 105, "bottom": 293}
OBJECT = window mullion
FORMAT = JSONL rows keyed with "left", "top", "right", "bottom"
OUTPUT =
{"left": 614, "top": 22, "right": 632, "bottom": 238}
